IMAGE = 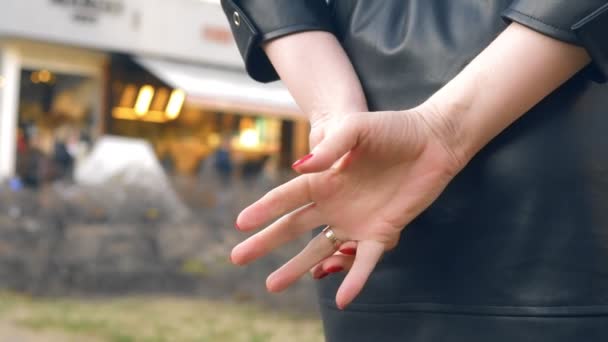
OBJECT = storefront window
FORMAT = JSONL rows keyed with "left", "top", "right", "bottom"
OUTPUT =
{"left": 106, "top": 56, "right": 309, "bottom": 201}
{"left": 111, "top": 98, "right": 283, "bottom": 181}
{"left": 16, "top": 69, "right": 99, "bottom": 187}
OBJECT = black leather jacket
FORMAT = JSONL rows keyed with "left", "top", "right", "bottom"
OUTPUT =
{"left": 221, "top": 1, "right": 608, "bottom": 341}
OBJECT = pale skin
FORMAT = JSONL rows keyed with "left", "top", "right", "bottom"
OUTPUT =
{"left": 230, "top": 22, "right": 591, "bottom": 310}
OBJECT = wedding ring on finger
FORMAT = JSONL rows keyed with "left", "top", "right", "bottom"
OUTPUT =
{"left": 322, "top": 226, "right": 342, "bottom": 249}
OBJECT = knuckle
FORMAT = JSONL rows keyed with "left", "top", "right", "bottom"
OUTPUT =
{"left": 263, "top": 187, "right": 285, "bottom": 207}
{"left": 311, "top": 172, "right": 342, "bottom": 201}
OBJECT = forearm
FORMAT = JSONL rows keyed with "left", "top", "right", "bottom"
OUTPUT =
{"left": 424, "top": 22, "right": 591, "bottom": 167}
{"left": 263, "top": 31, "right": 368, "bottom": 121}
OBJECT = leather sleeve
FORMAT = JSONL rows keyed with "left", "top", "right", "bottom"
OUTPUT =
{"left": 502, "top": 0, "right": 608, "bottom": 83}
{"left": 221, "top": 0, "right": 334, "bottom": 83}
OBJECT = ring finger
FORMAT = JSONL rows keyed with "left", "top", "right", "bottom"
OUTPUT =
{"left": 266, "top": 226, "right": 345, "bottom": 292}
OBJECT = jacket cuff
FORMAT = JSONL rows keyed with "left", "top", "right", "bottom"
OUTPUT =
{"left": 221, "top": 0, "right": 334, "bottom": 83}
{"left": 572, "top": 3, "right": 608, "bottom": 83}
{"left": 502, "top": 0, "right": 608, "bottom": 83}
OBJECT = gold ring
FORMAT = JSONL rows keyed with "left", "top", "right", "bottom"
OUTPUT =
{"left": 322, "top": 226, "right": 341, "bottom": 249}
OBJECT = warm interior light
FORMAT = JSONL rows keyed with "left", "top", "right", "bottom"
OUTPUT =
{"left": 134, "top": 85, "right": 155, "bottom": 116}
{"left": 239, "top": 128, "right": 260, "bottom": 149}
{"left": 119, "top": 84, "right": 138, "bottom": 107}
{"left": 30, "top": 72, "right": 39, "bottom": 84}
{"left": 166, "top": 89, "right": 185, "bottom": 120}
{"left": 151, "top": 87, "right": 170, "bottom": 112}
{"left": 38, "top": 70, "right": 52, "bottom": 83}
{"left": 207, "top": 133, "right": 221, "bottom": 148}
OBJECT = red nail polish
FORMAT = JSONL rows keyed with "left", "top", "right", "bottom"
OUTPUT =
{"left": 316, "top": 272, "right": 329, "bottom": 279}
{"left": 339, "top": 248, "right": 357, "bottom": 256}
{"left": 292, "top": 154, "right": 313, "bottom": 169}
{"left": 325, "top": 266, "right": 343, "bottom": 274}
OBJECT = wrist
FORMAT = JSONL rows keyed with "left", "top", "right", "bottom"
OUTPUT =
{"left": 308, "top": 100, "right": 369, "bottom": 126}
{"left": 419, "top": 62, "right": 487, "bottom": 170}
{"left": 415, "top": 96, "right": 473, "bottom": 173}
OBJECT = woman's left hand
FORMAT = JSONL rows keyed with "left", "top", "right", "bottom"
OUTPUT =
{"left": 231, "top": 106, "right": 465, "bottom": 309}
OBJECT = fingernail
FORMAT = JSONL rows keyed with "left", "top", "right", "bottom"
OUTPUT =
{"left": 314, "top": 272, "right": 329, "bottom": 279}
{"left": 234, "top": 222, "right": 241, "bottom": 230}
{"left": 339, "top": 247, "right": 356, "bottom": 256}
{"left": 325, "top": 266, "right": 343, "bottom": 274}
{"left": 292, "top": 154, "right": 313, "bottom": 169}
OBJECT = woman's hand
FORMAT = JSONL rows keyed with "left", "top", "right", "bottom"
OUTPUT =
{"left": 232, "top": 21, "right": 591, "bottom": 310}
{"left": 231, "top": 106, "right": 465, "bottom": 309}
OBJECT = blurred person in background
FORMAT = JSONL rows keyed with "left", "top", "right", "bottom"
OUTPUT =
{"left": 16, "top": 130, "right": 51, "bottom": 188}
{"left": 52, "top": 129, "right": 74, "bottom": 182}
{"left": 241, "top": 154, "right": 270, "bottom": 182}
{"left": 213, "top": 135, "right": 234, "bottom": 185}
{"left": 222, "top": 0, "right": 608, "bottom": 341}
{"left": 16, "top": 126, "right": 28, "bottom": 156}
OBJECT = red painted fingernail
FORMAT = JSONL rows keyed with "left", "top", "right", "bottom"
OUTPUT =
{"left": 339, "top": 248, "right": 357, "bottom": 256}
{"left": 292, "top": 154, "right": 313, "bottom": 169}
{"left": 315, "top": 272, "right": 329, "bottom": 279}
{"left": 325, "top": 266, "right": 343, "bottom": 274}
{"left": 235, "top": 222, "right": 241, "bottom": 230}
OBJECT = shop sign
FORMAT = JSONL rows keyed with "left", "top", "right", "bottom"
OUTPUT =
{"left": 202, "top": 26, "right": 233, "bottom": 45}
{"left": 0, "top": 0, "right": 244, "bottom": 68}
{"left": 50, "top": 0, "right": 124, "bottom": 23}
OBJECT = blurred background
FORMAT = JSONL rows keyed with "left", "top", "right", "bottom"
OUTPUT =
{"left": 0, "top": 0, "right": 321, "bottom": 341}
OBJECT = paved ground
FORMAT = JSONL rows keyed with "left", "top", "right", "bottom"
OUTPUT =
{"left": 0, "top": 320, "right": 100, "bottom": 342}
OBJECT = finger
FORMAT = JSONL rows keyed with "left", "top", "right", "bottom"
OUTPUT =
{"left": 320, "top": 254, "right": 355, "bottom": 273}
{"left": 309, "top": 241, "right": 357, "bottom": 277}
{"left": 266, "top": 228, "right": 340, "bottom": 292}
{"left": 309, "top": 127, "right": 325, "bottom": 149}
{"left": 310, "top": 254, "right": 354, "bottom": 279}
{"left": 338, "top": 241, "right": 358, "bottom": 256}
{"left": 231, "top": 203, "right": 324, "bottom": 265}
{"left": 236, "top": 175, "right": 312, "bottom": 231}
{"left": 335, "top": 240, "right": 384, "bottom": 310}
{"left": 310, "top": 263, "right": 325, "bottom": 279}
{"left": 293, "top": 120, "right": 361, "bottom": 173}
{"left": 310, "top": 241, "right": 357, "bottom": 279}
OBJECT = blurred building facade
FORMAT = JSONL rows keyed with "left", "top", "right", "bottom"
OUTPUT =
{"left": 0, "top": 0, "right": 308, "bottom": 183}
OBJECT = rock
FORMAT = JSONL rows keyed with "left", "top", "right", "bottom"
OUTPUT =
{"left": 157, "top": 223, "right": 209, "bottom": 261}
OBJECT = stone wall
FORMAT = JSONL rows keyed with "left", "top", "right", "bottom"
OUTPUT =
{"left": 0, "top": 177, "right": 317, "bottom": 313}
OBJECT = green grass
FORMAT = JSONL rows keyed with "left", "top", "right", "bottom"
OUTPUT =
{"left": 0, "top": 292, "right": 324, "bottom": 342}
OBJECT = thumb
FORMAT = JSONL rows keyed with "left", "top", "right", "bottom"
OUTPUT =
{"left": 293, "top": 120, "right": 361, "bottom": 173}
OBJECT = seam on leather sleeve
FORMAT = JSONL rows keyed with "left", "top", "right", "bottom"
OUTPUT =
{"left": 502, "top": 8, "right": 580, "bottom": 44}
{"left": 262, "top": 24, "right": 332, "bottom": 42}
{"left": 572, "top": 3, "right": 608, "bottom": 83}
